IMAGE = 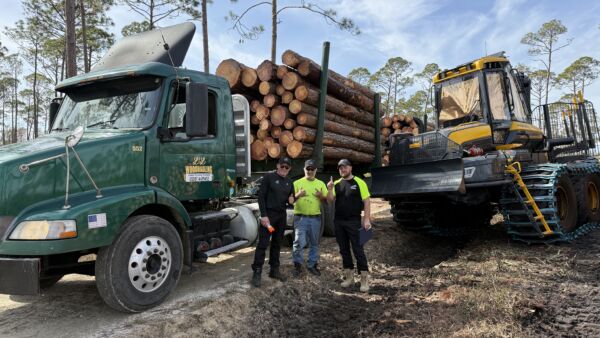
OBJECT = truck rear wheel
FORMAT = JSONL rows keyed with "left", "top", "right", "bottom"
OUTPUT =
{"left": 95, "top": 215, "right": 183, "bottom": 313}
{"left": 575, "top": 173, "right": 600, "bottom": 225}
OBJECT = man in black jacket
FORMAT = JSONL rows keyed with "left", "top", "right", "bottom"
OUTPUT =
{"left": 251, "top": 157, "right": 295, "bottom": 287}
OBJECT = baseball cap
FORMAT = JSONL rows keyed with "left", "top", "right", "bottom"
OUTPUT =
{"left": 304, "top": 159, "right": 316, "bottom": 168}
{"left": 278, "top": 157, "right": 292, "bottom": 166}
{"left": 337, "top": 159, "right": 352, "bottom": 168}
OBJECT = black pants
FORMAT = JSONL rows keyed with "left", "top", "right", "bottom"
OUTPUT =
{"left": 335, "top": 218, "right": 369, "bottom": 272}
{"left": 252, "top": 210, "right": 286, "bottom": 271}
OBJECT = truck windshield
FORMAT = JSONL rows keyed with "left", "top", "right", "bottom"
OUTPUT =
{"left": 438, "top": 75, "right": 482, "bottom": 126}
{"left": 52, "top": 76, "right": 163, "bottom": 131}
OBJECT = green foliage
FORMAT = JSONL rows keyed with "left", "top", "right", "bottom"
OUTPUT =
{"left": 368, "top": 57, "right": 412, "bottom": 115}
{"left": 121, "top": 21, "right": 152, "bottom": 36}
{"left": 556, "top": 56, "right": 600, "bottom": 97}
{"left": 347, "top": 67, "right": 371, "bottom": 87}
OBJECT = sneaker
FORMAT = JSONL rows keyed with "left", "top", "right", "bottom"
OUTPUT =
{"left": 268, "top": 268, "right": 287, "bottom": 282}
{"left": 307, "top": 265, "right": 321, "bottom": 276}
{"left": 292, "top": 263, "right": 303, "bottom": 278}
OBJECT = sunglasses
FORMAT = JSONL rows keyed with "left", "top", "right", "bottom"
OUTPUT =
{"left": 305, "top": 167, "right": 316, "bottom": 171}
{"left": 280, "top": 165, "right": 290, "bottom": 170}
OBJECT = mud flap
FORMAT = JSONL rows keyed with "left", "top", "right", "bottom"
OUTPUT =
{"left": 371, "top": 158, "right": 465, "bottom": 197}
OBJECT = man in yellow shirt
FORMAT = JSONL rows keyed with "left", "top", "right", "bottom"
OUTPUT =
{"left": 292, "top": 159, "right": 327, "bottom": 277}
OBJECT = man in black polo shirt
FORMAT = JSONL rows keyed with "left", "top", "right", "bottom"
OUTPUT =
{"left": 327, "top": 159, "right": 372, "bottom": 292}
{"left": 251, "top": 157, "right": 295, "bottom": 287}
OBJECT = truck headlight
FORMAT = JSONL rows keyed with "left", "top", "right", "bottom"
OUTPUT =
{"left": 9, "top": 220, "right": 77, "bottom": 240}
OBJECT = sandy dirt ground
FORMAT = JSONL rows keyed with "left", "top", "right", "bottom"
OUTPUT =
{"left": 1, "top": 199, "right": 599, "bottom": 337}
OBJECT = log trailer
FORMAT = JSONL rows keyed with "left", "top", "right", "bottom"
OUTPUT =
{"left": 0, "top": 23, "right": 380, "bottom": 312}
{"left": 372, "top": 52, "right": 600, "bottom": 243}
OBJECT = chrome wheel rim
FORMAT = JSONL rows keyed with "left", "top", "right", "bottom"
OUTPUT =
{"left": 128, "top": 236, "right": 172, "bottom": 293}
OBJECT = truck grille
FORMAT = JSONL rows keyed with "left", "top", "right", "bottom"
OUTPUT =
{"left": 389, "top": 131, "right": 463, "bottom": 165}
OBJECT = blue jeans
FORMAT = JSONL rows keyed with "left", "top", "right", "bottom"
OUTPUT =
{"left": 292, "top": 215, "right": 321, "bottom": 267}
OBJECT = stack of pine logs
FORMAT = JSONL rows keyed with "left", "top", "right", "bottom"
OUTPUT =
{"left": 216, "top": 50, "right": 385, "bottom": 165}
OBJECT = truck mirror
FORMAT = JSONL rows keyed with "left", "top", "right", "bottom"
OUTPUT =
{"left": 185, "top": 82, "right": 209, "bottom": 137}
{"left": 49, "top": 97, "right": 62, "bottom": 132}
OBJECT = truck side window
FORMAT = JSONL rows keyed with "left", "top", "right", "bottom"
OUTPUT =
{"left": 166, "top": 83, "right": 217, "bottom": 139}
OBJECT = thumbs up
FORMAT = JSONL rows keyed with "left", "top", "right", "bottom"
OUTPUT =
{"left": 327, "top": 176, "right": 334, "bottom": 190}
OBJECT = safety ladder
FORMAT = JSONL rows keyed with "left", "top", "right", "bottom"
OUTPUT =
{"left": 505, "top": 162, "right": 554, "bottom": 237}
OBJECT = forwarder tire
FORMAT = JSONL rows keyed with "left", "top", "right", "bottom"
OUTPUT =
{"left": 575, "top": 173, "right": 600, "bottom": 225}
{"left": 95, "top": 215, "right": 183, "bottom": 313}
{"left": 555, "top": 175, "right": 578, "bottom": 233}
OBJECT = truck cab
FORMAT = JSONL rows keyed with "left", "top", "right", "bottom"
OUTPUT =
{"left": 0, "top": 23, "right": 264, "bottom": 313}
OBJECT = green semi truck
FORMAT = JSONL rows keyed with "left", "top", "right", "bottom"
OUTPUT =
{"left": 0, "top": 23, "right": 380, "bottom": 312}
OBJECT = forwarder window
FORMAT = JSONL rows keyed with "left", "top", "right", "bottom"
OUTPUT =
{"left": 166, "top": 83, "right": 217, "bottom": 139}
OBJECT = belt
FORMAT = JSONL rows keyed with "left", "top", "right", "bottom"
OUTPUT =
{"left": 295, "top": 214, "right": 320, "bottom": 218}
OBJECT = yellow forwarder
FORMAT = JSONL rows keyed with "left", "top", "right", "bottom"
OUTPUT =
{"left": 371, "top": 52, "right": 600, "bottom": 243}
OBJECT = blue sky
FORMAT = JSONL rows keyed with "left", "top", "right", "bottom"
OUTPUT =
{"left": 1, "top": 0, "right": 599, "bottom": 106}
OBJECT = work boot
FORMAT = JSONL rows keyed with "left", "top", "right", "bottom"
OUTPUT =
{"left": 292, "top": 263, "right": 303, "bottom": 278}
{"left": 251, "top": 269, "right": 262, "bottom": 288}
{"left": 268, "top": 267, "right": 287, "bottom": 282}
{"left": 340, "top": 269, "right": 354, "bottom": 288}
{"left": 307, "top": 264, "right": 321, "bottom": 276}
{"left": 359, "top": 272, "right": 370, "bottom": 293}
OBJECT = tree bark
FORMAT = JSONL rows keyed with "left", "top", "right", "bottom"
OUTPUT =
{"left": 293, "top": 126, "right": 375, "bottom": 153}
{"left": 257, "top": 60, "right": 278, "bottom": 82}
{"left": 294, "top": 85, "right": 375, "bottom": 126}
{"left": 286, "top": 141, "right": 374, "bottom": 162}
{"left": 202, "top": 0, "right": 209, "bottom": 73}
{"left": 80, "top": 0, "right": 89, "bottom": 72}
{"left": 288, "top": 99, "right": 375, "bottom": 132}
{"left": 271, "top": 0, "right": 277, "bottom": 63}
{"left": 65, "top": 0, "right": 77, "bottom": 78}
{"left": 296, "top": 112, "right": 375, "bottom": 142}
{"left": 284, "top": 50, "right": 375, "bottom": 99}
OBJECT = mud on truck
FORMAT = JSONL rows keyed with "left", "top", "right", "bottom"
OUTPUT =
{"left": 0, "top": 23, "right": 380, "bottom": 312}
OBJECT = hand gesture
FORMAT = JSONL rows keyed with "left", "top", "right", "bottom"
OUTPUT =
{"left": 296, "top": 187, "right": 307, "bottom": 198}
{"left": 314, "top": 189, "right": 324, "bottom": 199}
{"left": 327, "top": 176, "right": 334, "bottom": 191}
{"left": 260, "top": 216, "right": 270, "bottom": 228}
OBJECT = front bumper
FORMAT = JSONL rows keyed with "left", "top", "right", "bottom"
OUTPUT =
{"left": 0, "top": 257, "right": 40, "bottom": 295}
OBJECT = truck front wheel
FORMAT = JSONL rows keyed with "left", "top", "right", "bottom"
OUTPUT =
{"left": 95, "top": 215, "right": 183, "bottom": 313}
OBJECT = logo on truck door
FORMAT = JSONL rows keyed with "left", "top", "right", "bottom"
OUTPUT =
{"left": 185, "top": 157, "right": 213, "bottom": 182}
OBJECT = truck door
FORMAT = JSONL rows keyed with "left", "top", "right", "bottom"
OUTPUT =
{"left": 157, "top": 81, "right": 229, "bottom": 201}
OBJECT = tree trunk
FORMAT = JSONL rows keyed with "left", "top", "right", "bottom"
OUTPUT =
{"left": 257, "top": 60, "right": 278, "bottom": 82}
{"left": 65, "top": 0, "right": 77, "bottom": 78}
{"left": 271, "top": 0, "right": 277, "bottom": 63}
{"left": 250, "top": 99, "right": 260, "bottom": 112}
{"left": 33, "top": 44, "right": 39, "bottom": 138}
{"left": 263, "top": 93, "right": 280, "bottom": 108}
{"left": 271, "top": 126, "right": 282, "bottom": 138}
{"left": 282, "top": 72, "right": 306, "bottom": 90}
{"left": 286, "top": 141, "right": 374, "bottom": 162}
{"left": 283, "top": 118, "right": 296, "bottom": 130}
{"left": 275, "top": 83, "right": 286, "bottom": 95}
{"left": 270, "top": 105, "right": 290, "bottom": 126}
{"left": 268, "top": 143, "right": 283, "bottom": 159}
{"left": 294, "top": 85, "right": 375, "bottom": 126}
{"left": 276, "top": 65, "right": 292, "bottom": 79}
{"left": 288, "top": 99, "right": 375, "bottom": 132}
{"left": 216, "top": 59, "right": 254, "bottom": 92}
{"left": 256, "top": 104, "right": 270, "bottom": 121}
{"left": 251, "top": 140, "right": 267, "bottom": 160}
{"left": 80, "top": 0, "right": 89, "bottom": 72}
{"left": 259, "top": 119, "right": 272, "bottom": 131}
{"left": 241, "top": 67, "right": 259, "bottom": 89}
{"left": 259, "top": 81, "right": 277, "bottom": 95}
{"left": 297, "top": 59, "right": 375, "bottom": 101}
{"left": 296, "top": 112, "right": 375, "bottom": 142}
{"left": 281, "top": 91, "right": 293, "bottom": 104}
{"left": 202, "top": 0, "right": 209, "bottom": 73}
{"left": 279, "top": 130, "right": 294, "bottom": 147}
{"left": 293, "top": 126, "right": 375, "bottom": 153}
